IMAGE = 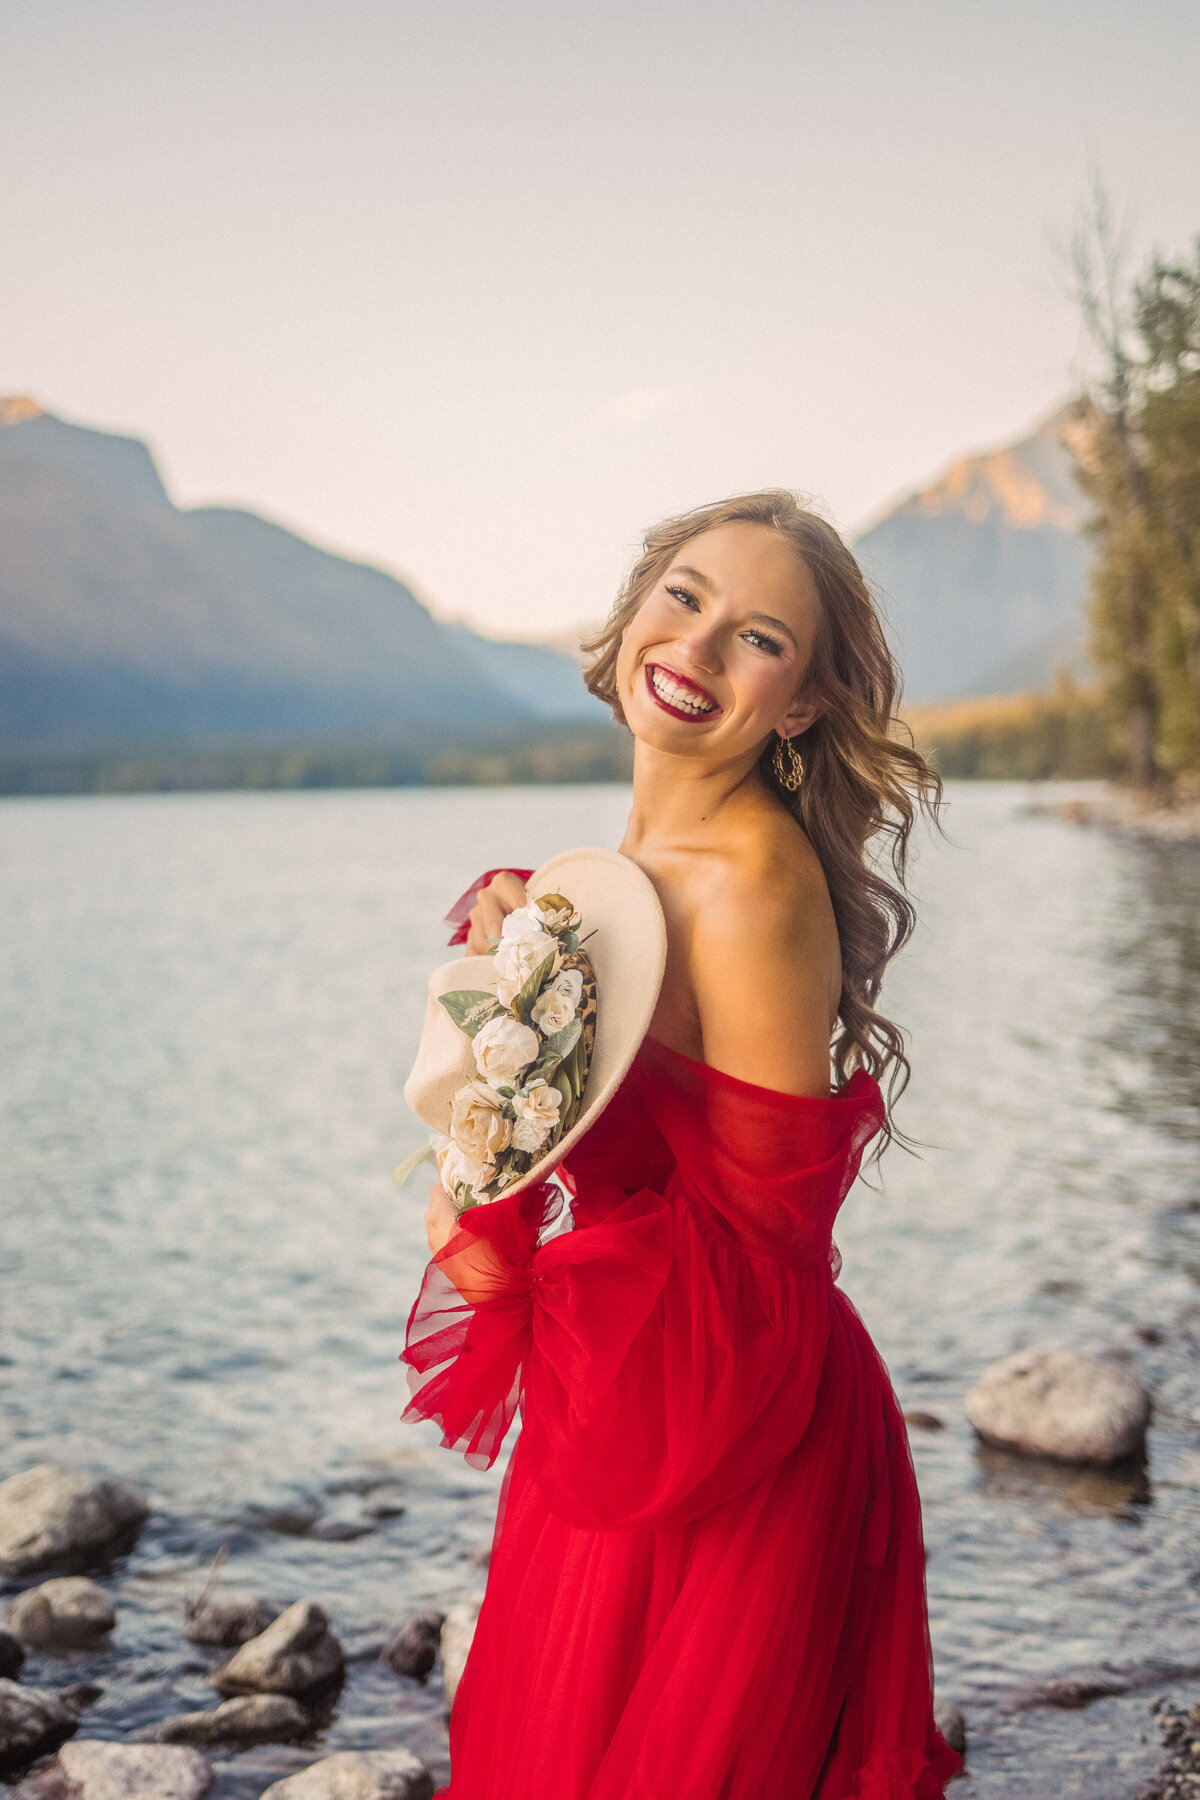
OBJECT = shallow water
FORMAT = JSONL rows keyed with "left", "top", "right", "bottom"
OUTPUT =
{"left": 1, "top": 782, "right": 1198, "bottom": 1796}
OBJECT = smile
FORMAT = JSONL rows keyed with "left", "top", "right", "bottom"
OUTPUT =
{"left": 645, "top": 663, "right": 721, "bottom": 720}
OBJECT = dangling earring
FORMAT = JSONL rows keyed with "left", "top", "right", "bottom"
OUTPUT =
{"left": 773, "top": 733, "right": 804, "bottom": 792}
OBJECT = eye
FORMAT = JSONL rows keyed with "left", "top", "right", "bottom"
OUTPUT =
{"left": 665, "top": 583, "right": 701, "bottom": 611}
{"left": 742, "top": 628, "right": 784, "bottom": 657}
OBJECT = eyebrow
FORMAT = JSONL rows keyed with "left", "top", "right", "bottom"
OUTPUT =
{"left": 670, "top": 565, "right": 798, "bottom": 645}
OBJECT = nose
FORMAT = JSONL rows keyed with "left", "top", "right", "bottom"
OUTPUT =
{"left": 677, "top": 619, "right": 723, "bottom": 676}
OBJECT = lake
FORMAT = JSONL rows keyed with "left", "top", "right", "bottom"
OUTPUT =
{"left": 1, "top": 782, "right": 1199, "bottom": 1797}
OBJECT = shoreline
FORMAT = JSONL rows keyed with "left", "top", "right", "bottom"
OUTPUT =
{"left": 1028, "top": 785, "right": 1200, "bottom": 846}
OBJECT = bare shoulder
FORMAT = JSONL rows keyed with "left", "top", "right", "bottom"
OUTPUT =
{"left": 688, "top": 815, "right": 841, "bottom": 1096}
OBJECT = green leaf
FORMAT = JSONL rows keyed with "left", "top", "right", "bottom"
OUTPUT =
{"left": 515, "top": 951, "right": 558, "bottom": 1024}
{"left": 438, "top": 989, "right": 503, "bottom": 1037}
{"left": 562, "top": 930, "right": 579, "bottom": 953}
{"left": 544, "top": 1018, "right": 581, "bottom": 1061}
{"left": 393, "top": 1143, "right": 434, "bottom": 1189}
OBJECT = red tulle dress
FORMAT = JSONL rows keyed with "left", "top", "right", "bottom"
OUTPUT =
{"left": 401, "top": 877, "right": 962, "bottom": 1799}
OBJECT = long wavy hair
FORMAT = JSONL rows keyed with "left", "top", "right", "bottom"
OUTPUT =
{"left": 582, "top": 490, "right": 941, "bottom": 1151}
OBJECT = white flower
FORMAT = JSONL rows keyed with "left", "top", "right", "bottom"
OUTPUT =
{"left": 472, "top": 1015, "right": 541, "bottom": 1088}
{"left": 531, "top": 967, "right": 584, "bottom": 1036}
{"left": 493, "top": 927, "right": 560, "bottom": 1008}
{"left": 510, "top": 1080, "right": 563, "bottom": 1154}
{"left": 435, "top": 1133, "right": 494, "bottom": 1198}
{"left": 500, "top": 904, "right": 555, "bottom": 944}
{"left": 449, "top": 1079, "right": 513, "bottom": 1169}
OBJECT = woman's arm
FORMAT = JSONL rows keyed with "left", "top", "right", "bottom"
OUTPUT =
{"left": 462, "top": 870, "right": 528, "bottom": 954}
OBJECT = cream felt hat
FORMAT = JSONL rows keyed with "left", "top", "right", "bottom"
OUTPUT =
{"left": 403, "top": 848, "right": 667, "bottom": 1199}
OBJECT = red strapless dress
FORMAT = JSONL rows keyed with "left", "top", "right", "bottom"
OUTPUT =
{"left": 403, "top": 933, "right": 961, "bottom": 1799}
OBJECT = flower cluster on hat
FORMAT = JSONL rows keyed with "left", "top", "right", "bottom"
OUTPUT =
{"left": 396, "top": 890, "right": 596, "bottom": 1211}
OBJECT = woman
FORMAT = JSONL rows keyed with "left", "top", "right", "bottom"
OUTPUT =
{"left": 404, "top": 491, "right": 962, "bottom": 1798}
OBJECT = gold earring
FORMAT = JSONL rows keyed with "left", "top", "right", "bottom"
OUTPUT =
{"left": 773, "top": 734, "right": 804, "bottom": 792}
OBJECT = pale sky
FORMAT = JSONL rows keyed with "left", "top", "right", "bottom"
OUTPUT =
{"left": 2, "top": 0, "right": 1198, "bottom": 637}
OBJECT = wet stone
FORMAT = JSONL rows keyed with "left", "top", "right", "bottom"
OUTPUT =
{"left": 965, "top": 1345, "right": 1152, "bottom": 1464}
{"left": 135, "top": 1692, "right": 309, "bottom": 1746}
{"left": 212, "top": 1599, "right": 344, "bottom": 1697}
{"left": 46, "top": 1740, "right": 212, "bottom": 1799}
{"left": 0, "top": 1467, "right": 148, "bottom": 1578}
{"left": 259, "top": 1748, "right": 434, "bottom": 1800}
{"left": 0, "top": 1680, "right": 80, "bottom": 1777}
{"left": 440, "top": 1602, "right": 480, "bottom": 1714}
{"left": 934, "top": 1699, "right": 967, "bottom": 1757}
{"left": 385, "top": 1614, "right": 445, "bottom": 1682}
{"left": 6, "top": 1577, "right": 117, "bottom": 1650}
{"left": 184, "top": 1593, "right": 279, "bottom": 1647}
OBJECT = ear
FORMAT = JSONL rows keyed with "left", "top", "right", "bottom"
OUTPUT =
{"left": 777, "top": 690, "right": 821, "bottom": 738}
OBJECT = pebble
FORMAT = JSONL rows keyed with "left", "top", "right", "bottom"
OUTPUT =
{"left": 6, "top": 1578, "right": 116, "bottom": 1650}
{"left": 0, "top": 1680, "right": 80, "bottom": 1776}
{"left": 440, "top": 1602, "right": 480, "bottom": 1713}
{"left": 385, "top": 1614, "right": 445, "bottom": 1682}
{"left": 0, "top": 1467, "right": 148, "bottom": 1579}
{"left": 259, "top": 1748, "right": 434, "bottom": 1800}
{"left": 212, "top": 1599, "right": 344, "bottom": 1697}
{"left": 965, "top": 1344, "right": 1151, "bottom": 1464}
{"left": 135, "top": 1692, "right": 309, "bottom": 1746}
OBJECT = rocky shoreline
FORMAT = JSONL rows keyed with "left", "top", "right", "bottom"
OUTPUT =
{"left": 2, "top": 1335, "right": 1187, "bottom": 1796}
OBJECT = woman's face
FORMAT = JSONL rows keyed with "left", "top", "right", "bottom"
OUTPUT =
{"left": 615, "top": 522, "right": 822, "bottom": 763}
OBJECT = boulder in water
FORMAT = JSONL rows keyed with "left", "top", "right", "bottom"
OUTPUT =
{"left": 0, "top": 1467, "right": 147, "bottom": 1578}
{"left": 135, "top": 1693, "right": 309, "bottom": 1746}
{"left": 385, "top": 1613, "right": 445, "bottom": 1682}
{"left": 965, "top": 1345, "right": 1150, "bottom": 1464}
{"left": 934, "top": 1699, "right": 967, "bottom": 1757}
{"left": 259, "top": 1748, "right": 434, "bottom": 1800}
{"left": 184, "top": 1593, "right": 279, "bottom": 1647}
{"left": 6, "top": 1578, "right": 116, "bottom": 1650}
{"left": 34, "top": 1740, "right": 213, "bottom": 1799}
{"left": 211, "top": 1600, "right": 343, "bottom": 1696}
{"left": 440, "top": 1603, "right": 480, "bottom": 1713}
{"left": 0, "top": 1680, "right": 79, "bottom": 1777}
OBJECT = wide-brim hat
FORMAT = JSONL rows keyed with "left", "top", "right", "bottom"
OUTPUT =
{"left": 403, "top": 848, "right": 667, "bottom": 1199}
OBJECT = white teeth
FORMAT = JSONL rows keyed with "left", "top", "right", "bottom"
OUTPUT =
{"left": 649, "top": 667, "right": 716, "bottom": 715}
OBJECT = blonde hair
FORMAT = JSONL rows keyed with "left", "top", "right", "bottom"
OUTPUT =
{"left": 583, "top": 490, "right": 941, "bottom": 1151}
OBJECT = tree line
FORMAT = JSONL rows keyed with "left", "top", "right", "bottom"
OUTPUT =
{"left": 1071, "top": 214, "right": 1200, "bottom": 793}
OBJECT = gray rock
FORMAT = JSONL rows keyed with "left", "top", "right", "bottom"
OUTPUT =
{"left": 385, "top": 1613, "right": 444, "bottom": 1681}
{"left": 56, "top": 1740, "right": 212, "bottom": 1798}
{"left": 184, "top": 1593, "right": 279, "bottom": 1647}
{"left": 439, "top": 1602, "right": 480, "bottom": 1713}
{"left": 6, "top": 1578, "right": 116, "bottom": 1650}
{"left": 0, "top": 1679, "right": 79, "bottom": 1774}
{"left": 0, "top": 1629, "right": 25, "bottom": 1678}
{"left": 212, "top": 1600, "right": 343, "bottom": 1696}
{"left": 934, "top": 1699, "right": 967, "bottom": 1757}
{"left": 136, "top": 1692, "right": 309, "bottom": 1746}
{"left": 259, "top": 1749, "right": 434, "bottom": 1800}
{"left": 0, "top": 1467, "right": 148, "bottom": 1578}
{"left": 965, "top": 1345, "right": 1151, "bottom": 1464}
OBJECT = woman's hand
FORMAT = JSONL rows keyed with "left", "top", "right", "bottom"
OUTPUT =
{"left": 464, "top": 871, "right": 528, "bottom": 955}
{"left": 425, "top": 1179, "right": 460, "bottom": 1255}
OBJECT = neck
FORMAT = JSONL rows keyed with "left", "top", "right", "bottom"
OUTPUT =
{"left": 622, "top": 736, "right": 771, "bottom": 853}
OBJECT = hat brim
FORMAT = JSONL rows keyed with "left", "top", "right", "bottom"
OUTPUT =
{"left": 404, "top": 848, "right": 667, "bottom": 1201}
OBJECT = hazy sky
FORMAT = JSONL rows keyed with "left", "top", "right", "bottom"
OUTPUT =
{"left": 3, "top": 0, "right": 1198, "bottom": 637}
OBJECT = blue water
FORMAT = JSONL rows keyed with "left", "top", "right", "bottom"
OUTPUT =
{"left": 1, "top": 783, "right": 1198, "bottom": 1797}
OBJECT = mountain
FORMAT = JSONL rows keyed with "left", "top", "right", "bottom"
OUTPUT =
{"left": 852, "top": 409, "right": 1094, "bottom": 701}
{"left": 0, "top": 398, "right": 605, "bottom": 752}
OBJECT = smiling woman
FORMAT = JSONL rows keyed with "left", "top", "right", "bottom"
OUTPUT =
{"left": 403, "top": 490, "right": 958, "bottom": 1800}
